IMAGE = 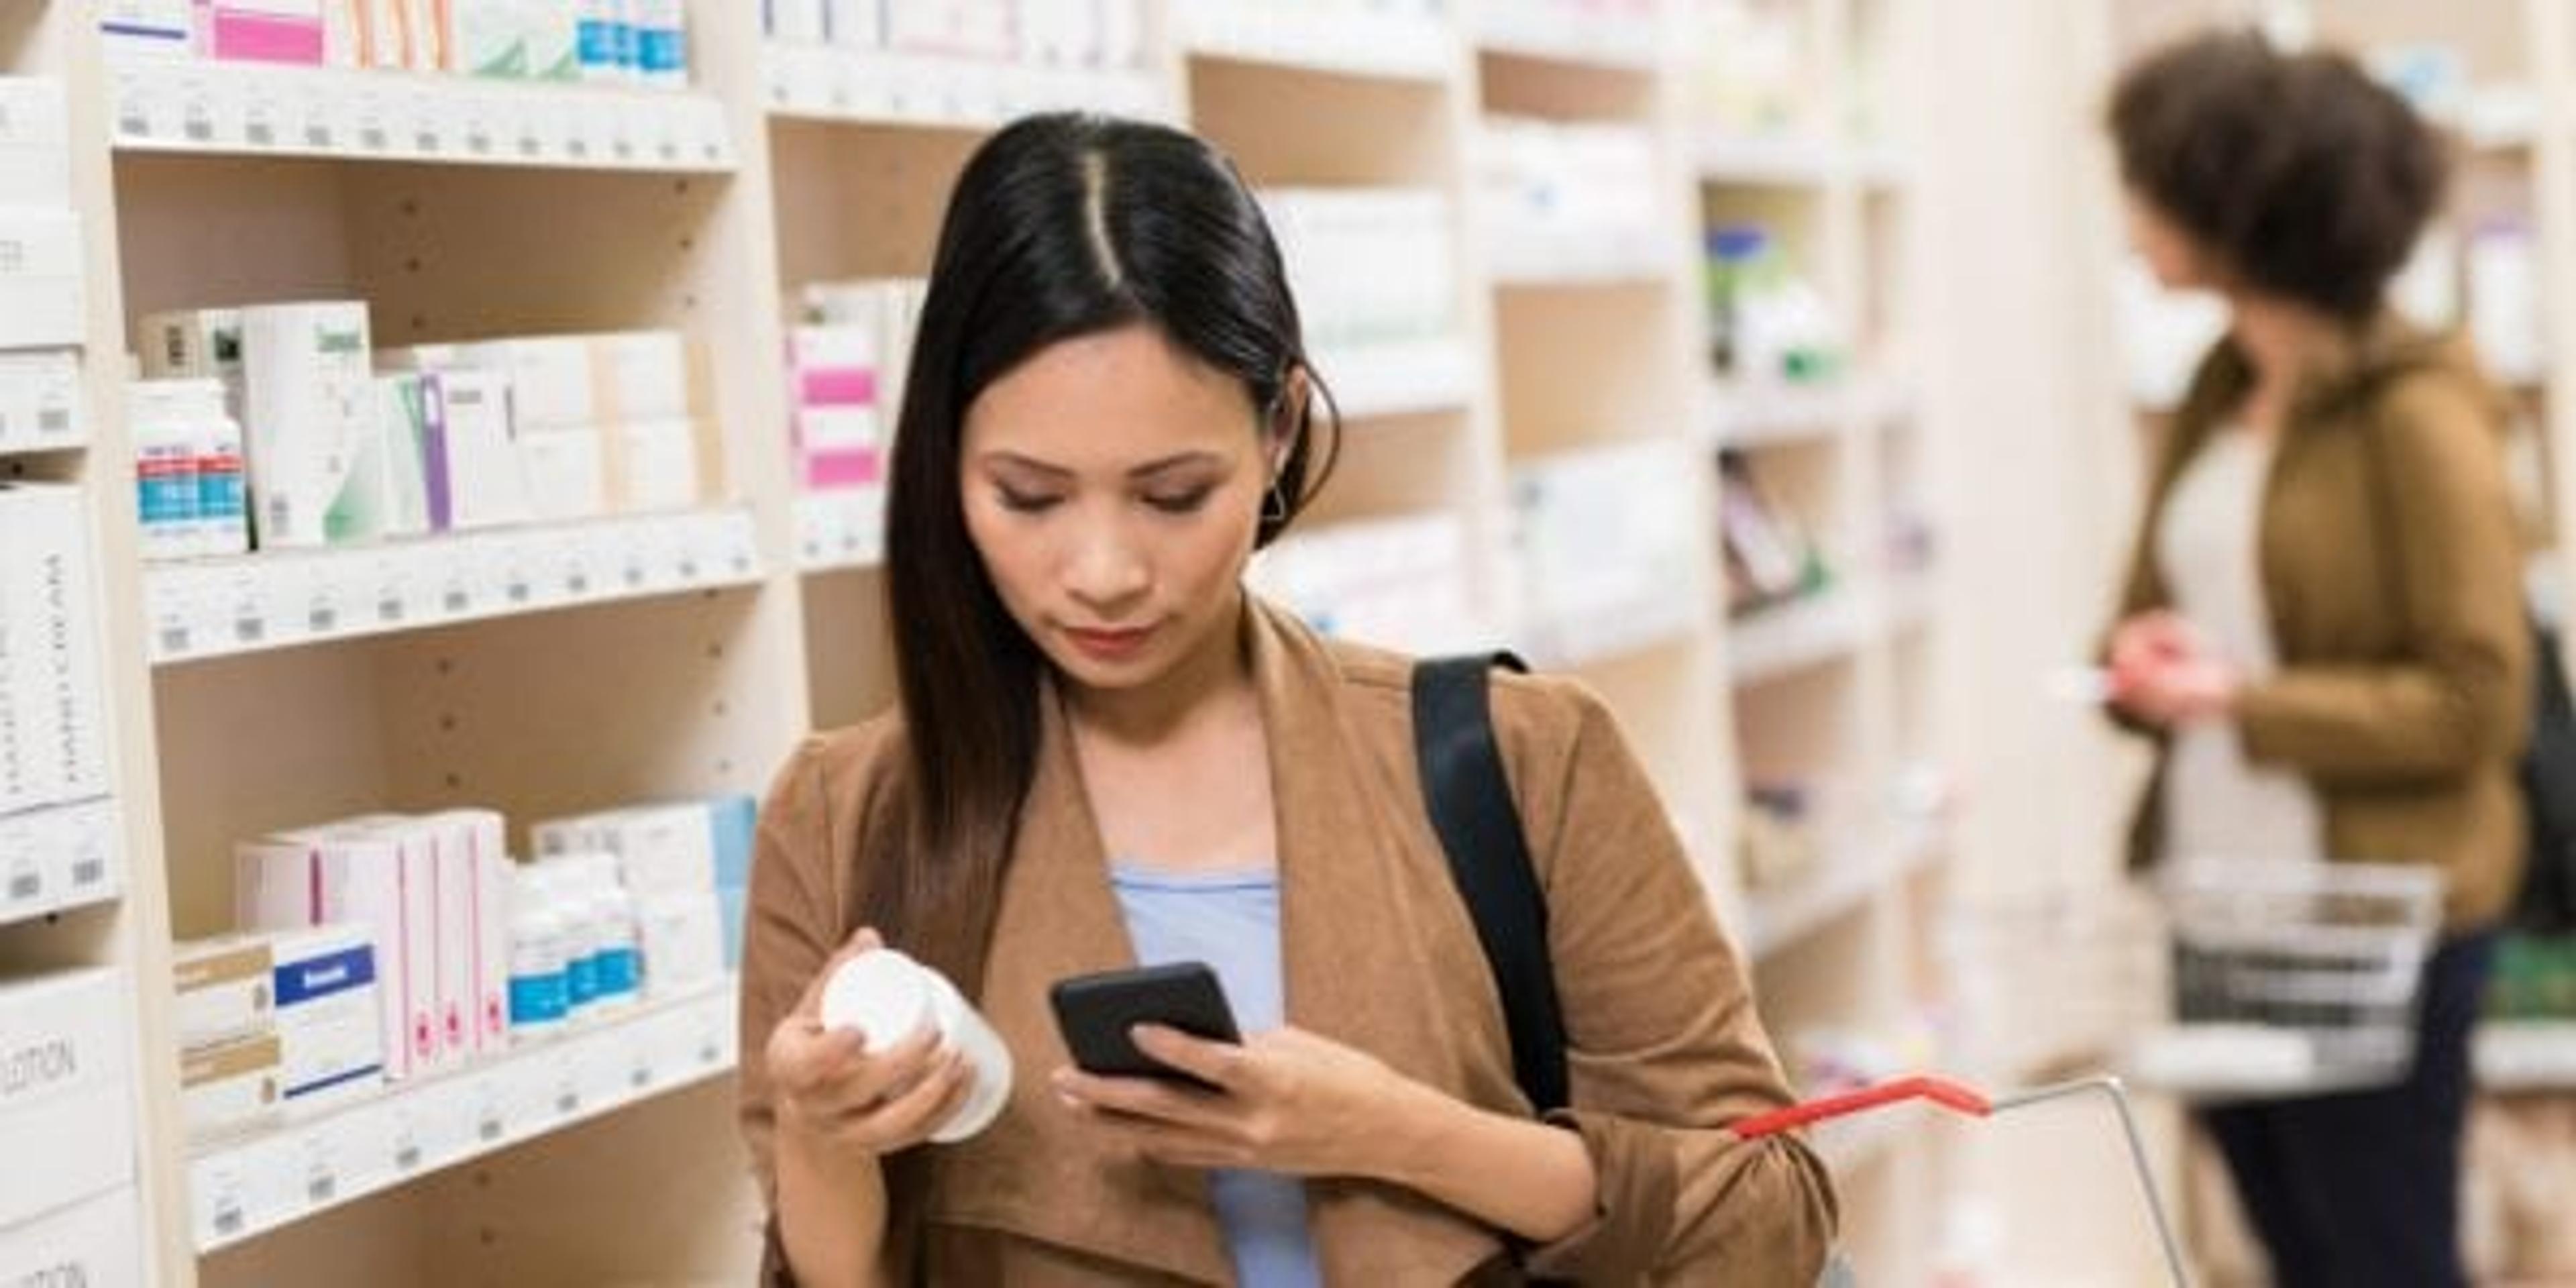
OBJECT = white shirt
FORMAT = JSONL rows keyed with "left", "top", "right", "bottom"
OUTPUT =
{"left": 2154, "top": 427, "right": 2328, "bottom": 865}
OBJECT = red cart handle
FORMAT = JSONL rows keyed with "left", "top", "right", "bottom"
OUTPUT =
{"left": 1731, "top": 1075, "right": 1994, "bottom": 1139}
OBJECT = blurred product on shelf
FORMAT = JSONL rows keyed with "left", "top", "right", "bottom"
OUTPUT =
{"left": 0, "top": 484, "right": 113, "bottom": 818}
{"left": 1705, "top": 223, "right": 1843, "bottom": 384}
{"left": 1739, "top": 782, "right": 1823, "bottom": 890}
{"left": 1261, "top": 188, "right": 1459, "bottom": 356}
{"left": 2467, "top": 219, "right": 2545, "bottom": 388}
{"left": 1248, "top": 513, "right": 1491, "bottom": 656}
{"left": 0, "top": 76, "right": 72, "bottom": 211}
{"left": 0, "top": 352, "right": 83, "bottom": 455}
{"left": 1717, "top": 450, "right": 1828, "bottom": 615}
{"left": 1687, "top": 0, "right": 1816, "bottom": 140}
{"left": 790, "top": 277, "right": 924, "bottom": 549}
{"left": 1509, "top": 441, "right": 1703, "bottom": 664}
{"left": 763, "top": 0, "right": 1148, "bottom": 71}
{"left": 105, "top": 0, "right": 691, "bottom": 86}
{"left": 132, "top": 310, "right": 715, "bottom": 561}
{"left": 0, "top": 967, "right": 138, "bottom": 1235}
{"left": 1477, "top": 117, "right": 1661, "bottom": 278}
{"left": 2487, "top": 934, "right": 2576, "bottom": 1020}
{"left": 173, "top": 923, "right": 382, "bottom": 1138}
{"left": 0, "top": 208, "right": 82, "bottom": 352}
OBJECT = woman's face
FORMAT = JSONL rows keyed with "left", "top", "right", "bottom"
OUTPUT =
{"left": 961, "top": 324, "right": 1278, "bottom": 696}
{"left": 2127, "top": 193, "right": 2218, "bottom": 292}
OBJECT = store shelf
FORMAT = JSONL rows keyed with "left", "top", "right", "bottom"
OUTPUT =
{"left": 2475, "top": 1020, "right": 2576, "bottom": 1091}
{"left": 795, "top": 490, "right": 885, "bottom": 574}
{"left": 1727, "top": 592, "right": 1870, "bottom": 686}
{"left": 0, "top": 797, "right": 124, "bottom": 930}
{"left": 1487, "top": 236, "right": 1670, "bottom": 287}
{"left": 1472, "top": 9, "right": 1660, "bottom": 71}
{"left": 1697, "top": 134, "right": 1842, "bottom": 187}
{"left": 142, "top": 508, "right": 763, "bottom": 665}
{"left": 187, "top": 978, "right": 737, "bottom": 1253}
{"left": 1314, "top": 335, "right": 1478, "bottom": 419}
{"left": 1743, "top": 833, "right": 1936, "bottom": 961}
{"left": 762, "top": 46, "right": 1166, "bottom": 129}
{"left": 105, "top": 56, "right": 735, "bottom": 172}
{"left": 1175, "top": 1, "right": 1456, "bottom": 83}
{"left": 1711, "top": 378, "right": 1907, "bottom": 449}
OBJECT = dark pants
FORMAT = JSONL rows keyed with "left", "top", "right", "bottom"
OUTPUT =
{"left": 2198, "top": 931, "right": 2495, "bottom": 1288}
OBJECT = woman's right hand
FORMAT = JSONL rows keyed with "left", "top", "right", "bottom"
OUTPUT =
{"left": 765, "top": 929, "right": 975, "bottom": 1168}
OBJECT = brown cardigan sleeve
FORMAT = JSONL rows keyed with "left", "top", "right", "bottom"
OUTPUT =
{"left": 1506, "top": 682, "right": 1839, "bottom": 1284}
{"left": 2235, "top": 375, "right": 2531, "bottom": 784}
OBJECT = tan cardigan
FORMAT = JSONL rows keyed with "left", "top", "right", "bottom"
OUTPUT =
{"left": 2109, "top": 317, "right": 2531, "bottom": 928}
{"left": 739, "top": 600, "right": 1835, "bottom": 1285}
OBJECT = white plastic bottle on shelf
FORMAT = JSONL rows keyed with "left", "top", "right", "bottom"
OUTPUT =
{"left": 632, "top": 0, "right": 686, "bottom": 89}
{"left": 571, "top": 854, "right": 641, "bottom": 1008}
{"left": 193, "top": 385, "right": 249, "bottom": 558}
{"left": 576, "top": 0, "right": 632, "bottom": 83}
{"left": 506, "top": 878, "right": 572, "bottom": 1040}
{"left": 125, "top": 380, "right": 205, "bottom": 563}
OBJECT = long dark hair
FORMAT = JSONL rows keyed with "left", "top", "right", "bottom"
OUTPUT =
{"left": 873, "top": 113, "right": 1339, "bottom": 993}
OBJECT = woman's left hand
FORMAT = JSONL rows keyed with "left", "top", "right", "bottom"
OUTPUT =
{"left": 1051, "top": 1025, "right": 1434, "bottom": 1179}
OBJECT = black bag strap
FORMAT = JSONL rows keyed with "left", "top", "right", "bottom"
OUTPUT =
{"left": 1411, "top": 652, "right": 1570, "bottom": 1115}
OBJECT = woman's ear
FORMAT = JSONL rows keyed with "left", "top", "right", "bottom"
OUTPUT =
{"left": 1269, "top": 366, "right": 1311, "bottom": 476}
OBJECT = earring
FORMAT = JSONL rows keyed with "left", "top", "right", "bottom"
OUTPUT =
{"left": 1262, "top": 481, "right": 1291, "bottom": 525}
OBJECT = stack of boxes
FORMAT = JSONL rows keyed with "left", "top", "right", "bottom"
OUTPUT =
{"left": 0, "top": 76, "right": 83, "bottom": 454}
{"left": 131, "top": 308, "right": 718, "bottom": 563}
{"left": 0, "top": 969, "right": 143, "bottom": 1279}
{"left": 99, "top": 0, "right": 692, "bottom": 89}
{"left": 1260, "top": 189, "right": 1458, "bottom": 357}
{"left": 792, "top": 278, "right": 923, "bottom": 561}
{"left": 172, "top": 923, "right": 384, "bottom": 1139}
{"left": 533, "top": 795, "right": 753, "bottom": 996}
{"left": 762, "top": 1, "right": 1149, "bottom": 70}
{"left": 0, "top": 484, "right": 117, "bottom": 916}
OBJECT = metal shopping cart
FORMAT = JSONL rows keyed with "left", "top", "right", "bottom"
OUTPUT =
{"left": 1738, "top": 1073, "right": 2195, "bottom": 1287}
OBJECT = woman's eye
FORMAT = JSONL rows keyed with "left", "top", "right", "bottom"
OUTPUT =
{"left": 997, "top": 488, "right": 1062, "bottom": 514}
{"left": 1144, "top": 489, "right": 1215, "bottom": 515}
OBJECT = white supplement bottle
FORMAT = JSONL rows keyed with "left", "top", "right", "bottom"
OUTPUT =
{"left": 819, "top": 949, "right": 1013, "bottom": 1143}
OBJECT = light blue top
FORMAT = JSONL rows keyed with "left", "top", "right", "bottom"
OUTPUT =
{"left": 1108, "top": 863, "right": 1322, "bottom": 1288}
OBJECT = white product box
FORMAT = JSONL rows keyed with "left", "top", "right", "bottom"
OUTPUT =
{"left": 0, "top": 486, "right": 110, "bottom": 815}
{"left": 452, "top": 0, "right": 529, "bottom": 75}
{"left": 0, "top": 213, "right": 81, "bottom": 352}
{"left": 200, "top": 0, "right": 331, "bottom": 65}
{"left": 0, "top": 967, "right": 134, "bottom": 1229}
{"left": 422, "top": 809, "right": 512, "bottom": 1055}
{"left": 635, "top": 890, "right": 723, "bottom": 994}
{"left": 345, "top": 814, "right": 475, "bottom": 1061}
{"left": 425, "top": 368, "right": 533, "bottom": 531}
{"left": 180, "top": 1032, "right": 282, "bottom": 1139}
{"left": 0, "top": 352, "right": 82, "bottom": 454}
{"left": 589, "top": 331, "right": 690, "bottom": 425}
{"left": 595, "top": 803, "right": 718, "bottom": 894}
{"left": 519, "top": 427, "right": 608, "bottom": 521}
{"left": 464, "top": 336, "right": 592, "bottom": 430}
{"left": 884, "top": 0, "right": 1015, "bottom": 59}
{"left": 527, "top": 0, "right": 582, "bottom": 80}
{"left": 237, "top": 826, "right": 440, "bottom": 1079}
{"left": 823, "top": 0, "right": 881, "bottom": 48}
{"left": 174, "top": 934, "right": 279, "bottom": 1051}
{"left": 615, "top": 419, "right": 702, "bottom": 513}
{"left": 264, "top": 921, "right": 385, "bottom": 1108}
{"left": 101, "top": 0, "right": 196, "bottom": 57}
{"left": 0, "top": 79, "right": 71, "bottom": 210}
{"left": 140, "top": 308, "right": 246, "bottom": 381}
{"left": 0, "top": 1183, "right": 144, "bottom": 1288}
{"left": 768, "top": 0, "right": 826, "bottom": 44}
{"left": 238, "top": 303, "right": 373, "bottom": 549}
{"left": 354, "top": 375, "right": 435, "bottom": 539}
{"left": 364, "top": 0, "right": 425, "bottom": 69}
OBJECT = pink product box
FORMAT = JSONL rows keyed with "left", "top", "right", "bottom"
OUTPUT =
{"left": 794, "top": 366, "right": 877, "bottom": 409}
{"left": 795, "top": 405, "right": 883, "bottom": 491}
{"left": 235, "top": 825, "right": 441, "bottom": 1079}
{"left": 197, "top": 0, "right": 329, "bottom": 64}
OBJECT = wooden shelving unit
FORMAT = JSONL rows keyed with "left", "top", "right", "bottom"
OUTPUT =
{"left": 6, "top": 1, "right": 1958, "bottom": 1280}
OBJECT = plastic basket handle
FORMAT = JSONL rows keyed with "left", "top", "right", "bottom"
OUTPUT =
{"left": 1730, "top": 1075, "right": 1994, "bottom": 1139}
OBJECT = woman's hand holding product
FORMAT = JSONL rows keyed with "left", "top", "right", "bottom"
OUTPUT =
{"left": 766, "top": 930, "right": 978, "bottom": 1163}
{"left": 2108, "top": 609, "right": 2241, "bottom": 727}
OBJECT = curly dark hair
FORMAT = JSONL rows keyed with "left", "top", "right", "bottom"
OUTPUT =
{"left": 2109, "top": 30, "right": 2449, "bottom": 320}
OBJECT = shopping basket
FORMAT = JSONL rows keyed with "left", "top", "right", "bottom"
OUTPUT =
{"left": 2128, "top": 859, "right": 2443, "bottom": 1099}
{"left": 1737, "top": 1074, "right": 2194, "bottom": 1288}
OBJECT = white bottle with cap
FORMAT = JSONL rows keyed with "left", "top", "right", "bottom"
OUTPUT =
{"left": 819, "top": 949, "right": 1013, "bottom": 1144}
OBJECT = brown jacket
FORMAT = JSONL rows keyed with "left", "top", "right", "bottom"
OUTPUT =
{"left": 2110, "top": 317, "right": 2531, "bottom": 928}
{"left": 739, "top": 600, "right": 1835, "bottom": 1285}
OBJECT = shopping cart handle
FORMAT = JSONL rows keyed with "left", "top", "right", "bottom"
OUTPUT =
{"left": 1731, "top": 1075, "right": 1994, "bottom": 1139}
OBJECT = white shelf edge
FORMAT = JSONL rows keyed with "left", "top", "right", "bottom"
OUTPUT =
{"left": 1726, "top": 592, "right": 1870, "bottom": 686}
{"left": 1745, "top": 833, "right": 1935, "bottom": 961}
{"left": 2475, "top": 1020, "right": 2576, "bottom": 1091}
{"left": 0, "top": 436, "right": 89, "bottom": 458}
{"left": 1709, "top": 379, "right": 1894, "bottom": 450}
{"left": 144, "top": 508, "right": 763, "bottom": 666}
{"left": 105, "top": 56, "right": 736, "bottom": 172}
{"left": 794, "top": 490, "right": 886, "bottom": 574}
{"left": 1314, "top": 335, "right": 1477, "bottom": 420}
{"left": 0, "top": 796, "right": 126, "bottom": 930}
{"left": 1175, "top": 3, "right": 1456, "bottom": 83}
{"left": 1696, "top": 134, "right": 1842, "bottom": 187}
{"left": 189, "top": 978, "right": 737, "bottom": 1253}
{"left": 761, "top": 45, "right": 1167, "bottom": 129}
{"left": 1489, "top": 245, "right": 1672, "bottom": 289}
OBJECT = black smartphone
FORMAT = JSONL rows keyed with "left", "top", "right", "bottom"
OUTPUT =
{"left": 1049, "top": 961, "right": 1242, "bottom": 1090}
